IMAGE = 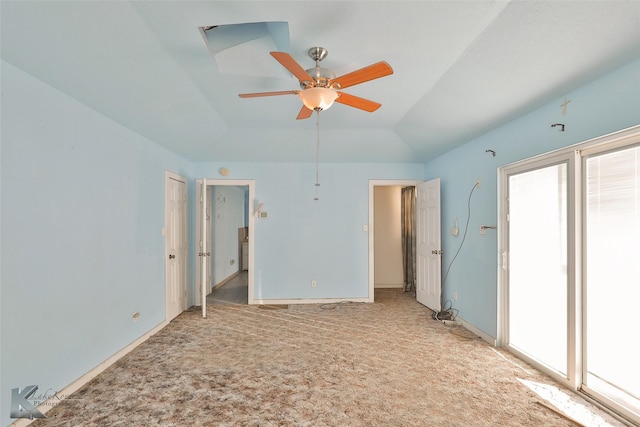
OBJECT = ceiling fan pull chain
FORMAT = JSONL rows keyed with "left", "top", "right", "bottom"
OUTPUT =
{"left": 314, "top": 110, "right": 321, "bottom": 201}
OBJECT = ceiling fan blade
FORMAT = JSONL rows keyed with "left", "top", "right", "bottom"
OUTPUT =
{"left": 238, "top": 90, "right": 299, "bottom": 98}
{"left": 270, "top": 52, "right": 314, "bottom": 82}
{"left": 296, "top": 106, "right": 313, "bottom": 120}
{"left": 331, "top": 61, "right": 393, "bottom": 89}
{"left": 335, "top": 92, "right": 382, "bottom": 112}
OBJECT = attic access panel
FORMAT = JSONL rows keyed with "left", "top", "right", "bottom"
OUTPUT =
{"left": 199, "top": 21, "right": 291, "bottom": 78}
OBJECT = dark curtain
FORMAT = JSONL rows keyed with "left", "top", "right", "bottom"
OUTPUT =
{"left": 401, "top": 186, "right": 416, "bottom": 293}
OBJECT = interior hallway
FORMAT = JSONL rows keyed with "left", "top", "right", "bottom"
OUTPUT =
{"left": 207, "top": 271, "right": 248, "bottom": 305}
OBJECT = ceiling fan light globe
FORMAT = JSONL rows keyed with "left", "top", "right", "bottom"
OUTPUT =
{"left": 298, "top": 87, "right": 338, "bottom": 111}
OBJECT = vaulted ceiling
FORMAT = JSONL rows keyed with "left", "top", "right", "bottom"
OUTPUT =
{"left": 2, "top": 1, "right": 639, "bottom": 163}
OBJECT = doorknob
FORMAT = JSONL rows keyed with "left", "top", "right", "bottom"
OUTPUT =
{"left": 169, "top": 254, "right": 176, "bottom": 259}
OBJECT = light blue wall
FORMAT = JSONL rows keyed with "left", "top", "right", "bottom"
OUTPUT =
{"left": 2, "top": 50, "right": 638, "bottom": 427}
{"left": 0, "top": 61, "right": 192, "bottom": 425}
{"left": 425, "top": 58, "right": 640, "bottom": 338}
{"left": 193, "top": 162, "right": 426, "bottom": 300}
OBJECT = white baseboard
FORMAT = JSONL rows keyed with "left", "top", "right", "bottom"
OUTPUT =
{"left": 455, "top": 316, "right": 497, "bottom": 346}
{"left": 214, "top": 270, "right": 240, "bottom": 289}
{"left": 8, "top": 320, "right": 169, "bottom": 427}
{"left": 374, "top": 283, "right": 404, "bottom": 289}
{"left": 252, "top": 297, "right": 371, "bottom": 305}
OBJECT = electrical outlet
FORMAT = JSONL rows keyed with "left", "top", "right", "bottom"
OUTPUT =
{"left": 477, "top": 178, "right": 481, "bottom": 188}
{"left": 453, "top": 292, "right": 458, "bottom": 301}
{"left": 311, "top": 280, "right": 317, "bottom": 288}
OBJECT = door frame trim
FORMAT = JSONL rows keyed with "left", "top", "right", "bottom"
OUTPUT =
{"left": 368, "top": 180, "right": 422, "bottom": 302}
{"left": 199, "top": 179, "right": 255, "bottom": 307}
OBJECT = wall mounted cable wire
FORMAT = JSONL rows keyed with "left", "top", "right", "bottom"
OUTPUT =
{"left": 435, "top": 181, "right": 479, "bottom": 322}
{"left": 442, "top": 181, "right": 479, "bottom": 284}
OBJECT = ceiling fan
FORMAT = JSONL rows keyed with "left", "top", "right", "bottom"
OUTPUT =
{"left": 239, "top": 47, "right": 393, "bottom": 120}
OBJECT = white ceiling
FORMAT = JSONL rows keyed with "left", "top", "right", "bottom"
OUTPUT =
{"left": 2, "top": 1, "right": 639, "bottom": 163}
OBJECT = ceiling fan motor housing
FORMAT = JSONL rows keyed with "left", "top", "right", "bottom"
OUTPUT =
{"left": 301, "top": 67, "right": 336, "bottom": 89}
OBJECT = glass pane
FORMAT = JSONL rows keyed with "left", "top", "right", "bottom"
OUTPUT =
{"left": 585, "top": 146, "right": 640, "bottom": 411}
{"left": 509, "top": 163, "right": 568, "bottom": 375}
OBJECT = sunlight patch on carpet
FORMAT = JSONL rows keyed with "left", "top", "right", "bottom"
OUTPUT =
{"left": 518, "top": 378, "right": 618, "bottom": 427}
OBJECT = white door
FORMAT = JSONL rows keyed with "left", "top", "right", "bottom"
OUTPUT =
{"left": 416, "top": 178, "right": 441, "bottom": 312}
{"left": 165, "top": 171, "right": 187, "bottom": 321}
{"left": 195, "top": 180, "right": 212, "bottom": 313}
{"left": 198, "top": 179, "right": 209, "bottom": 318}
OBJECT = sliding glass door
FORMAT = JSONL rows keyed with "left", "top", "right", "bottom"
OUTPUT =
{"left": 506, "top": 159, "right": 571, "bottom": 379}
{"left": 500, "top": 128, "right": 640, "bottom": 424}
{"left": 583, "top": 144, "right": 640, "bottom": 420}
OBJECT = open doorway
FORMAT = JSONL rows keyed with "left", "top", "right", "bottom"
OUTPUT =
{"left": 207, "top": 185, "right": 249, "bottom": 306}
{"left": 368, "top": 180, "right": 422, "bottom": 302}
{"left": 196, "top": 179, "right": 255, "bottom": 317}
{"left": 373, "top": 185, "right": 407, "bottom": 290}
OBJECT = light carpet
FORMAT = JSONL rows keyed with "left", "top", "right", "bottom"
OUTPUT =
{"left": 31, "top": 289, "right": 624, "bottom": 426}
